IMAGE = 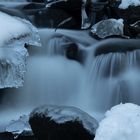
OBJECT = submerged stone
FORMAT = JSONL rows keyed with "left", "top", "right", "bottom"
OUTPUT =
{"left": 91, "top": 18, "right": 124, "bottom": 39}
{"left": 29, "top": 105, "right": 98, "bottom": 140}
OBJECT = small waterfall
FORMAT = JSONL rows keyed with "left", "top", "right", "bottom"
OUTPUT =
{"left": 0, "top": 30, "right": 87, "bottom": 119}
{"left": 83, "top": 49, "right": 140, "bottom": 114}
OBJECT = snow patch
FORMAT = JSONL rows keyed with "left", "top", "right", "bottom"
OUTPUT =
{"left": 95, "top": 103, "right": 140, "bottom": 140}
{"left": 119, "top": 0, "right": 140, "bottom": 9}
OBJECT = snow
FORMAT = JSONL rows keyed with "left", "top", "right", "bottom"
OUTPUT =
{"left": 0, "top": 11, "right": 41, "bottom": 88}
{"left": 30, "top": 105, "right": 98, "bottom": 135}
{"left": 119, "top": 0, "right": 140, "bottom": 9}
{"left": 95, "top": 103, "right": 140, "bottom": 140}
{"left": 0, "top": 11, "right": 30, "bottom": 47}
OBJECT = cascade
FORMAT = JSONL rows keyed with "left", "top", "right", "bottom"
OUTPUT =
{"left": 83, "top": 48, "right": 140, "bottom": 114}
{"left": 1, "top": 29, "right": 140, "bottom": 125}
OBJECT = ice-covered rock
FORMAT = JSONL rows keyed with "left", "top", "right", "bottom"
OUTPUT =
{"left": 95, "top": 103, "right": 140, "bottom": 140}
{"left": 91, "top": 19, "right": 124, "bottom": 39}
{"left": 109, "top": 0, "right": 140, "bottom": 24}
{"left": 29, "top": 105, "right": 98, "bottom": 140}
{"left": 0, "top": 11, "right": 41, "bottom": 88}
{"left": 6, "top": 115, "right": 32, "bottom": 138}
{"left": 0, "top": 11, "right": 40, "bottom": 47}
{"left": 119, "top": 0, "right": 140, "bottom": 9}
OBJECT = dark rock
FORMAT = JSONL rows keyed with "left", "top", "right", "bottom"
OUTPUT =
{"left": 29, "top": 105, "right": 98, "bottom": 140}
{"left": 85, "top": 0, "right": 108, "bottom": 26}
{"left": 47, "top": 35, "right": 84, "bottom": 63}
{"left": 27, "top": 0, "right": 45, "bottom": 2}
{"left": 0, "top": 132, "right": 14, "bottom": 140}
{"left": 91, "top": 18, "right": 124, "bottom": 39}
{"left": 129, "top": 20, "right": 140, "bottom": 38}
{"left": 109, "top": 0, "right": 140, "bottom": 24}
{"left": 65, "top": 42, "right": 84, "bottom": 63}
{"left": 93, "top": 38, "right": 140, "bottom": 77}
{"left": 45, "top": 0, "right": 82, "bottom": 29}
{"left": 0, "top": 1, "right": 81, "bottom": 29}
{"left": 0, "top": 7, "right": 28, "bottom": 20}
{"left": 94, "top": 38, "right": 140, "bottom": 56}
{"left": 16, "top": 135, "right": 36, "bottom": 140}
{"left": 34, "top": 8, "right": 78, "bottom": 29}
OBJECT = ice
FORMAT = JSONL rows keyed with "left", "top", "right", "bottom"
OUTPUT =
{"left": 0, "top": 11, "right": 41, "bottom": 88}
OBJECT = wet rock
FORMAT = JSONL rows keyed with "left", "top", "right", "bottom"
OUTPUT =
{"left": 85, "top": 0, "right": 108, "bottom": 26}
{"left": 44, "top": 0, "right": 82, "bottom": 29}
{"left": 47, "top": 35, "right": 84, "bottom": 63}
{"left": 109, "top": 0, "right": 140, "bottom": 24}
{"left": 27, "top": 0, "right": 45, "bottom": 2}
{"left": 34, "top": 8, "right": 78, "bottom": 29}
{"left": 29, "top": 105, "right": 98, "bottom": 140}
{"left": 65, "top": 42, "right": 84, "bottom": 63}
{"left": 16, "top": 135, "right": 36, "bottom": 140}
{"left": 0, "top": 132, "right": 14, "bottom": 140}
{"left": 0, "top": 7, "right": 28, "bottom": 20}
{"left": 91, "top": 18, "right": 124, "bottom": 39}
{"left": 129, "top": 20, "right": 140, "bottom": 38}
{"left": 94, "top": 38, "right": 140, "bottom": 56}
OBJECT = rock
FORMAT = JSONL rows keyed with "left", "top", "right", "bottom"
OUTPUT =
{"left": 91, "top": 18, "right": 124, "bottom": 39}
{"left": 0, "top": 7, "right": 28, "bottom": 20}
{"left": 45, "top": 0, "right": 82, "bottom": 29}
{"left": 85, "top": 0, "right": 108, "bottom": 26}
{"left": 94, "top": 38, "right": 140, "bottom": 56}
{"left": 29, "top": 105, "right": 98, "bottom": 140}
{"left": 47, "top": 35, "right": 84, "bottom": 63}
{"left": 27, "top": 0, "right": 45, "bottom": 2}
{"left": 6, "top": 115, "right": 33, "bottom": 139}
{"left": 109, "top": 0, "right": 140, "bottom": 24}
{"left": 0, "top": 132, "right": 14, "bottom": 140}
{"left": 34, "top": 8, "right": 78, "bottom": 29}
{"left": 65, "top": 42, "right": 83, "bottom": 63}
{"left": 129, "top": 20, "right": 140, "bottom": 38}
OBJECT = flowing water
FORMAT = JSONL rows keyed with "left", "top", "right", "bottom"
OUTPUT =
{"left": 0, "top": 29, "right": 140, "bottom": 127}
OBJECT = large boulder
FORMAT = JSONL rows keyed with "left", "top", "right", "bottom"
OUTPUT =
{"left": 29, "top": 105, "right": 98, "bottom": 140}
